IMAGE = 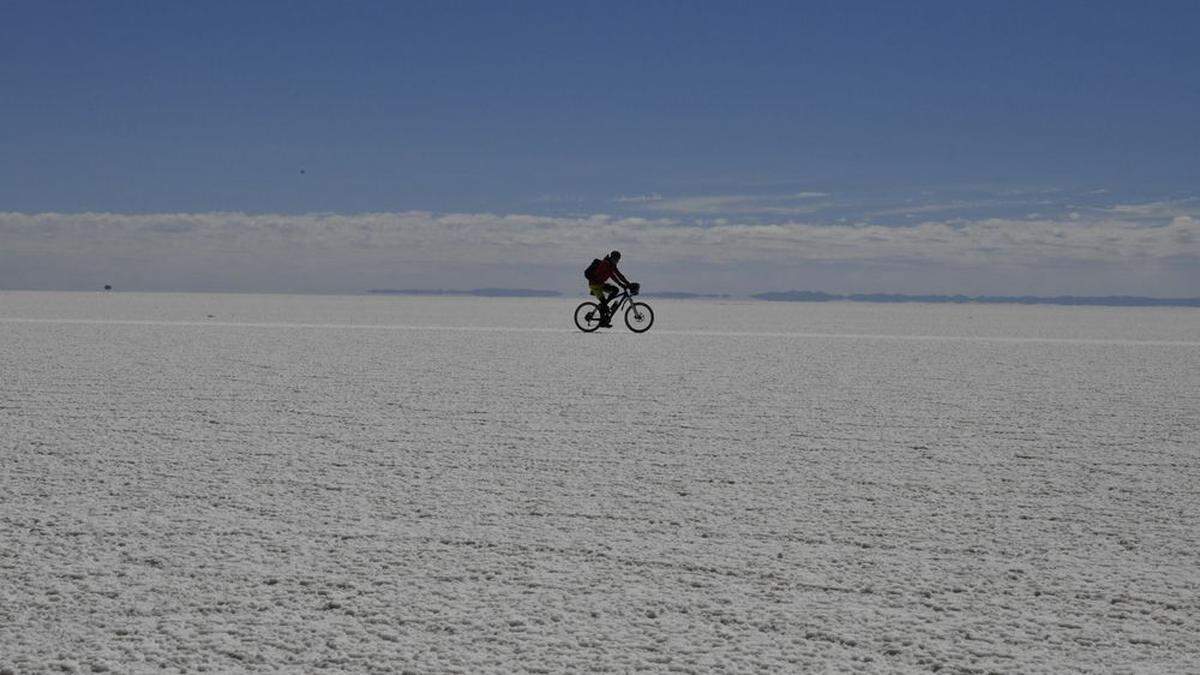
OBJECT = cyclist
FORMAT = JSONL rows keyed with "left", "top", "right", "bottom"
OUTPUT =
{"left": 585, "top": 250, "right": 634, "bottom": 327}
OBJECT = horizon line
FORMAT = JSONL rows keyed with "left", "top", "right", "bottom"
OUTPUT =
{"left": 2, "top": 287, "right": 1199, "bottom": 308}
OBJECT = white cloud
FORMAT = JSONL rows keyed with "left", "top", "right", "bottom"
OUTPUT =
{"left": 637, "top": 192, "right": 830, "bottom": 215}
{"left": 1101, "top": 199, "right": 1200, "bottom": 220}
{"left": 4, "top": 208, "right": 1198, "bottom": 264}
{"left": 614, "top": 193, "right": 663, "bottom": 204}
{"left": 2, "top": 208, "right": 1197, "bottom": 292}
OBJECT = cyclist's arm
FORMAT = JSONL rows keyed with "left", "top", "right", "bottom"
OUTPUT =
{"left": 612, "top": 267, "right": 632, "bottom": 287}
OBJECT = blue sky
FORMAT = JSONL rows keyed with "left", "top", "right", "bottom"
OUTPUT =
{"left": 2, "top": 1, "right": 1198, "bottom": 294}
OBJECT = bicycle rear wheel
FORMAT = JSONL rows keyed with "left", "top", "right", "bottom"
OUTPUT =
{"left": 574, "top": 301, "right": 603, "bottom": 332}
{"left": 624, "top": 302, "right": 654, "bottom": 333}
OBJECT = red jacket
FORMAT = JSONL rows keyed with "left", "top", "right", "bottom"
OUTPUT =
{"left": 592, "top": 258, "right": 617, "bottom": 283}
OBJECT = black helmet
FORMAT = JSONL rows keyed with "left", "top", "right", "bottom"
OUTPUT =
{"left": 609, "top": 250, "right": 621, "bottom": 262}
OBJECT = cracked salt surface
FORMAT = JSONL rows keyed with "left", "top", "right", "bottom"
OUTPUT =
{"left": 1, "top": 291, "right": 1198, "bottom": 673}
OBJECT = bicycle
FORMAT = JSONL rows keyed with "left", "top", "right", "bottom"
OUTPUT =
{"left": 573, "top": 283, "right": 655, "bottom": 333}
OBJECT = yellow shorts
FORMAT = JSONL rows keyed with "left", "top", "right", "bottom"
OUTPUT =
{"left": 589, "top": 283, "right": 612, "bottom": 302}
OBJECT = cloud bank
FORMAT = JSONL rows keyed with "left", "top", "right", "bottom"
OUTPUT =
{"left": 629, "top": 192, "right": 832, "bottom": 215}
{"left": 1, "top": 206, "right": 1197, "bottom": 294}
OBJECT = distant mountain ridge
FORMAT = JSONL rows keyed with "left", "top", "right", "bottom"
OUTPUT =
{"left": 650, "top": 291, "right": 733, "bottom": 299}
{"left": 365, "top": 287, "right": 1198, "bottom": 307}
{"left": 753, "top": 291, "right": 1200, "bottom": 307}
{"left": 368, "top": 288, "right": 561, "bottom": 298}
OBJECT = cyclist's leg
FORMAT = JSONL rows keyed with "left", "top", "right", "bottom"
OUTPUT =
{"left": 602, "top": 283, "right": 619, "bottom": 303}
{"left": 601, "top": 284, "right": 619, "bottom": 322}
{"left": 590, "top": 283, "right": 617, "bottom": 325}
{"left": 588, "top": 283, "right": 608, "bottom": 319}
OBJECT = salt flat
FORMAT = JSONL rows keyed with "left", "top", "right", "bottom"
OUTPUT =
{"left": 2, "top": 291, "right": 1198, "bottom": 673}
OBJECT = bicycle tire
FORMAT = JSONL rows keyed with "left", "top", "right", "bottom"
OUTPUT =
{"left": 624, "top": 301, "right": 654, "bottom": 333}
{"left": 574, "top": 301, "right": 603, "bottom": 332}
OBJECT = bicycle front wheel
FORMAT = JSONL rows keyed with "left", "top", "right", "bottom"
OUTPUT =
{"left": 624, "top": 302, "right": 654, "bottom": 333}
{"left": 574, "top": 301, "right": 603, "bottom": 332}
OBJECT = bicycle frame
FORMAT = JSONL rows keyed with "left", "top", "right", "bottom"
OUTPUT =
{"left": 600, "top": 287, "right": 636, "bottom": 314}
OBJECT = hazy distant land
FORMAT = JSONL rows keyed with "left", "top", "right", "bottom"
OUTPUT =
{"left": 650, "top": 291, "right": 734, "bottom": 300}
{"left": 367, "top": 288, "right": 1198, "bottom": 307}
{"left": 368, "top": 288, "right": 562, "bottom": 298}
{"left": 753, "top": 290, "right": 1200, "bottom": 307}
{"left": 366, "top": 288, "right": 730, "bottom": 300}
